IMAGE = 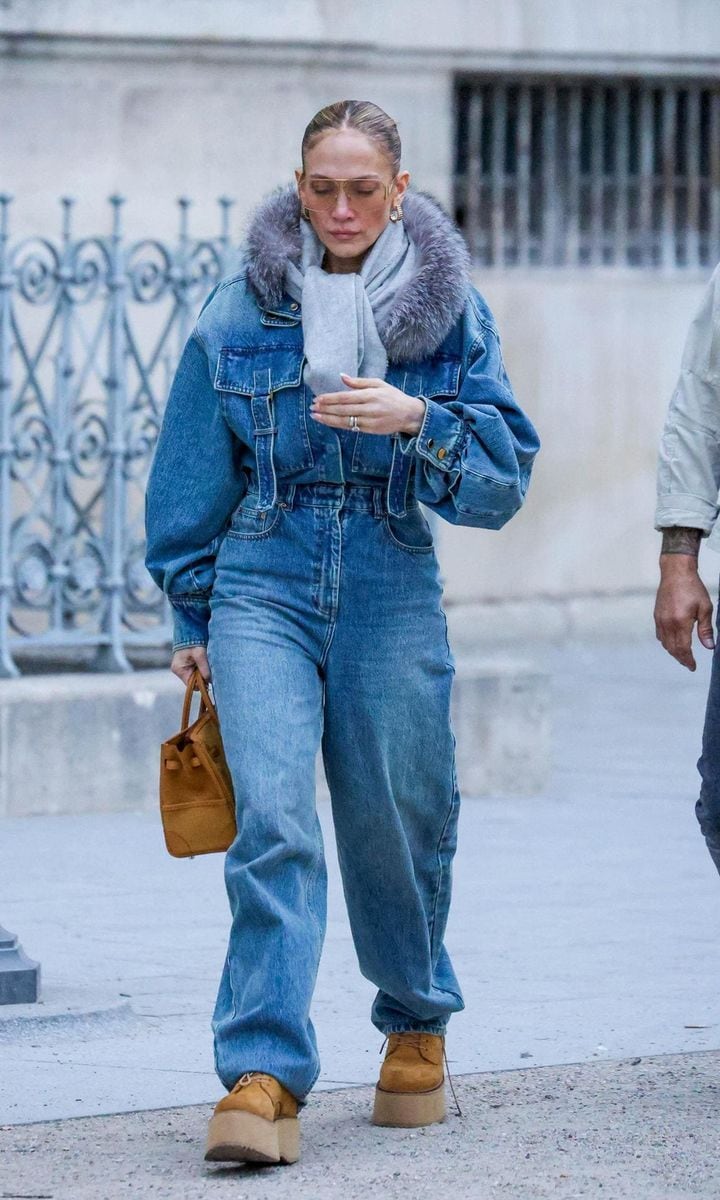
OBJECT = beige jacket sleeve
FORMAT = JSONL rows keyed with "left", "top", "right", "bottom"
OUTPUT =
{"left": 655, "top": 264, "right": 720, "bottom": 534}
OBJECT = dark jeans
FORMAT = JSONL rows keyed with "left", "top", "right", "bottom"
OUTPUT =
{"left": 696, "top": 608, "right": 720, "bottom": 873}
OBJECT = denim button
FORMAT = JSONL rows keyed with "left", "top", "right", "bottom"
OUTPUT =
{"left": 437, "top": 447, "right": 447, "bottom": 460}
{"left": 289, "top": 302, "right": 299, "bottom": 311}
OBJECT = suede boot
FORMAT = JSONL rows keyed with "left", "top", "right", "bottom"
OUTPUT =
{"left": 372, "top": 1032, "right": 446, "bottom": 1127}
{"left": 205, "top": 1071, "right": 300, "bottom": 1164}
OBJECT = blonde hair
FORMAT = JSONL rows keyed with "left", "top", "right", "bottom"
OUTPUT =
{"left": 301, "top": 100, "right": 401, "bottom": 175}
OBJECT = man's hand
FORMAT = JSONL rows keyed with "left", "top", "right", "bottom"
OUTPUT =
{"left": 310, "top": 374, "right": 426, "bottom": 436}
{"left": 655, "top": 529, "right": 715, "bottom": 670}
{"left": 170, "top": 645, "right": 211, "bottom": 685}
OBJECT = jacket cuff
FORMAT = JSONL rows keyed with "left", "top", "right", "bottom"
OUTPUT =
{"left": 654, "top": 493, "right": 718, "bottom": 534}
{"left": 169, "top": 596, "right": 211, "bottom": 652}
{"left": 398, "top": 397, "right": 465, "bottom": 469}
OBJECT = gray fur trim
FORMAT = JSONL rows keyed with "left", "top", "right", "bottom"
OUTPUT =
{"left": 244, "top": 184, "right": 471, "bottom": 363}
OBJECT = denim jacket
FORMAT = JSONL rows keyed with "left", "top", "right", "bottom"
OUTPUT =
{"left": 145, "top": 187, "right": 540, "bottom": 651}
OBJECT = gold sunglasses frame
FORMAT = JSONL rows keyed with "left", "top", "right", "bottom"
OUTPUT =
{"left": 297, "top": 175, "right": 395, "bottom": 213}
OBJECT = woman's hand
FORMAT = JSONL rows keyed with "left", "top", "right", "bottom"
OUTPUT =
{"left": 310, "top": 373, "right": 425, "bottom": 436}
{"left": 171, "top": 645, "right": 211, "bottom": 685}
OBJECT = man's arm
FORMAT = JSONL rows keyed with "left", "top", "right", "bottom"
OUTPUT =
{"left": 654, "top": 266, "right": 720, "bottom": 669}
{"left": 655, "top": 526, "right": 715, "bottom": 670}
{"left": 660, "top": 527, "right": 703, "bottom": 557}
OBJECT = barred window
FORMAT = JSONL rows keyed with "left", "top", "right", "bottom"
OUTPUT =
{"left": 455, "top": 78, "right": 720, "bottom": 269}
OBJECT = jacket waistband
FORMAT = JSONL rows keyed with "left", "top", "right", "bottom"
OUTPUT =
{"left": 266, "top": 480, "right": 415, "bottom": 516}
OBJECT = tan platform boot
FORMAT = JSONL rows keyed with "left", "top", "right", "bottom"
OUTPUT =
{"left": 205, "top": 1071, "right": 300, "bottom": 1164}
{"left": 372, "top": 1032, "right": 446, "bottom": 1127}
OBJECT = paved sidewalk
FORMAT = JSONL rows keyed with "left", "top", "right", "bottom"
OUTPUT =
{"left": 1, "top": 1051, "right": 719, "bottom": 1199}
{"left": 1, "top": 637, "right": 719, "bottom": 1143}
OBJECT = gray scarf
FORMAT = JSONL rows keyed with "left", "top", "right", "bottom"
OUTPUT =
{"left": 284, "top": 217, "right": 419, "bottom": 396}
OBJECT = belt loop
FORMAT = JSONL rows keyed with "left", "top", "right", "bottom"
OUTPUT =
{"left": 285, "top": 483, "right": 297, "bottom": 511}
{"left": 372, "top": 486, "right": 384, "bottom": 519}
{"left": 250, "top": 368, "right": 277, "bottom": 511}
{"left": 386, "top": 435, "right": 412, "bottom": 517}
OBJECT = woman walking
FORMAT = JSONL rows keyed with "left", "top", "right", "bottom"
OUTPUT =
{"left": 145, "top": 100, "right": 539, "bottom": 1165}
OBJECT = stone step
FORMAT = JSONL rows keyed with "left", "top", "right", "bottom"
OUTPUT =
{"left": 0, "top": 658, "right": 550, "bottom": 817}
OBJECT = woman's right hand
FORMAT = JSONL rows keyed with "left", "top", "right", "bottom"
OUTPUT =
{"left": 170, "top": 645, "right": 211, "bottom": 685}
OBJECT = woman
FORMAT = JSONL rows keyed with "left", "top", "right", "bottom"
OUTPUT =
{"left": 145, "top": 100, "right": 539, "bottom": 1165}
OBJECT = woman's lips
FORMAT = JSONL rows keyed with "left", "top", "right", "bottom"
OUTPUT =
{"left": 329, "top": 230, "right": 360, "bottom": 239}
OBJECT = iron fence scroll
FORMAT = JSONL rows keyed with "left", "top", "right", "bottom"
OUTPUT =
{"left": 0, "top": 195, "right": 239, "bottom": 677}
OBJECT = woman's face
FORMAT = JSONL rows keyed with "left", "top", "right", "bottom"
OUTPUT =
{"left": 295, "top": 128, "right": 410, "bottom": 268}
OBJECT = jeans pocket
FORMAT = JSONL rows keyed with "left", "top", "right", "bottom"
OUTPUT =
{"left": 226, "top": 496, "right": 283, "bottom": 540}
{"left": 382, "top": 505, "right": 435, "bottom": 554}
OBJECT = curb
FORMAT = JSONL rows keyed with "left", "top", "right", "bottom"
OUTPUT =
{"left": 0, "top": 987, "right": 137, "bottom": 1039}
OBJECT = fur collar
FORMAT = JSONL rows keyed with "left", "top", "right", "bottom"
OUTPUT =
{"left": 244, "top": 184, "right": 471, "bottom": 363}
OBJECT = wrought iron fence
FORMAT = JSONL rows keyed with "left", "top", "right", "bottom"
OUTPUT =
{"left": 455, "top": 77, "right": 720, "bottom": 268}
{"left": 0, "top": 195, "right": 240, "bottom": 677}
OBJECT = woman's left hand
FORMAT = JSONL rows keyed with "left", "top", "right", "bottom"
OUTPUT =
{"left": 310, "top": 374, "right": 426, "bottom": 436}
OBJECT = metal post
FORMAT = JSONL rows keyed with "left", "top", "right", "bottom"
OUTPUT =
{"left": 53, "top": 198, "right": 76, "bottom": 638}
{"left": 92, "top": 195, "right": 132, "bottom": 672}
{"left": 0, "top": 195, "right": 18, "bottom": 679}
{"left": 217, "top": 195, "right": 236, "bottom": 278}
{"left": 0, "top": 925, "right": 40, "bottom": 1005}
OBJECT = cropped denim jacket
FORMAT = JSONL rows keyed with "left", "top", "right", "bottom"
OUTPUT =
{"left": 144, "top": 187, "right": 540, "bottom": 651}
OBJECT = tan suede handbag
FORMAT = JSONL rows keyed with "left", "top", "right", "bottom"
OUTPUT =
{"left": 159, "top": 667, "right": 236, "bottom": 858}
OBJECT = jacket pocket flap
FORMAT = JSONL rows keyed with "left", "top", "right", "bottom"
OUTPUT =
{"left": 388, "top": 357, "right": 461, "bottom": 400}
{"left": 214, "top": 346, "right": 304, "bottom": 395}
{"left": 420, "top": 357, "right": 461, "bottom": 399}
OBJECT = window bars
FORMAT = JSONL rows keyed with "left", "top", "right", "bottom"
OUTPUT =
{"left": 455, "top": 78, "right": 720, "bottom": 269}
{"left": 0, "top": 195, "right": 239, "bottom": 678}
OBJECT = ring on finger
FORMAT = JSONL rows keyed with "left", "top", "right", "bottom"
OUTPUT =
{"left": 349, "top": 414, "right": 360, "bottom": 431}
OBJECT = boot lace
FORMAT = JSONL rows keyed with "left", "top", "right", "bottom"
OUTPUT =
{"left": 378, "top": 1036, "right": 463, "bottom": 1118}
{"left": 232, "top": 1071, "right": 269, "bottom": 1092}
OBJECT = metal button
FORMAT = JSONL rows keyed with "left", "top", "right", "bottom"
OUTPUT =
{"left": 427, "top": 437, "right": 435, "bottom": 448}
{"left": 289, "top": 302, "right": 299, "bottom": 311}
{"left": 437, "top": 447, "right": 447, "bottom": 460}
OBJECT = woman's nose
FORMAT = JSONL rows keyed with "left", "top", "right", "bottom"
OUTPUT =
{"left": 331, "top": 188, "right": 353, "bottom": 218}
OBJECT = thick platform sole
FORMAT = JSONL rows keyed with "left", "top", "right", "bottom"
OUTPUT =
{"left": 372, "top": 1080, "right": 446, "bottom": 1128}
{"left": 204, "top": 1109, "right": 300, "bottom": 1164}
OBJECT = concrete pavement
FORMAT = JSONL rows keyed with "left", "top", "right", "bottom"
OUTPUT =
{"left": 1, "top": 1052, "right": 719, "bottom": 1198}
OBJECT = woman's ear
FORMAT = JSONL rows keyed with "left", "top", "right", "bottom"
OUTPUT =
{"left": 393, "top": 170, "right": 411, "bottom": 203}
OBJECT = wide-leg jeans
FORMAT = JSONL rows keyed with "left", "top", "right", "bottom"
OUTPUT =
{"left": 206, "top": 481, "right": 464, "bottom": 1100}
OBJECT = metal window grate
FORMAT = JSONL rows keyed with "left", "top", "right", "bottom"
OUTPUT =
{"left": 455, "top": 78, "right": 720, "bottom": 269}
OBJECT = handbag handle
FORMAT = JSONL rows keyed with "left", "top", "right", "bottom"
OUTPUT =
{"left": 180, "top": 666, "right": 217, "bottom": 731}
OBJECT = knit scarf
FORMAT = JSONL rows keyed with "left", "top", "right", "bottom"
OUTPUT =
{"left": 284, "top": 216, "right": 419, "bottom": 397}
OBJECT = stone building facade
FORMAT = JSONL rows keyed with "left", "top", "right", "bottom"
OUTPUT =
{"left": 2, "top": 0, "right": 720, "bottom": 639}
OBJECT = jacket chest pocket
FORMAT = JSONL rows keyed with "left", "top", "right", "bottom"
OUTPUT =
{"left": 350, "top": 359, "right": 462, "bottom": 476}
{"left": 214, "top": 345, "right": 314, "bottom": 474}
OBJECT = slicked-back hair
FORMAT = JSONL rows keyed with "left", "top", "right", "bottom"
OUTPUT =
{"left": 301, "top": 100, "right": 401, "bottom": 175}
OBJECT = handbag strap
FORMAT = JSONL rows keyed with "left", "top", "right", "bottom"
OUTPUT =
{"left": 180, "top": 667, "right": 217, "bottom": 730}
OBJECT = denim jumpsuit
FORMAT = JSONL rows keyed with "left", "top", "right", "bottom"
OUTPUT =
{"left": 144, "top": 243, "right": 540, "bottom": 1101}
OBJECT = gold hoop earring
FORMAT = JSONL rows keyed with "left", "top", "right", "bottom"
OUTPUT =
{"left": 389, "top": 205, "right": 403, "bottom": 223}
